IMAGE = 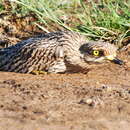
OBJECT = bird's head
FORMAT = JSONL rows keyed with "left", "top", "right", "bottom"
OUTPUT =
{"left": 79, "top": 41, "right": 124, "bottom": 65}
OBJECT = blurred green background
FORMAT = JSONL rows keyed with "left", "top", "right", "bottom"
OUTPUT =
{"left": 0, "top": 0, "right": 130, "bottom": 47}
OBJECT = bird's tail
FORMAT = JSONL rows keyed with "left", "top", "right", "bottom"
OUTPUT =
{"left": 0, "top": 48, "right": 8, "bottom": 58}
{"left": 0, "top": 48, "right": 9, "bottom": 69}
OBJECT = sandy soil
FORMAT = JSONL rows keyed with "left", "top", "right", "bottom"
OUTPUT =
{"left": 0, "top": 48, "right": 130, "bottom": 130}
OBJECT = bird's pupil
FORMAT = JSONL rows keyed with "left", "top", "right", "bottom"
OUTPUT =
{"left": 93, "top": 50, "right": 99, "bottom": 56}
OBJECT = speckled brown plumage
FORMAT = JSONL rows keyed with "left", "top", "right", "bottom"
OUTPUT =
{"left": 0, "top": 31, "right": 123, "bottom": 73}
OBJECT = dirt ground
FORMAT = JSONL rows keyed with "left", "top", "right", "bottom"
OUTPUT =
{"left": 0, "top": 48, "right": 130, "bottom": 130}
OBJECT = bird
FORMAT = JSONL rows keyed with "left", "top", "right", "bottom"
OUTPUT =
{"left": 0, "top": 31, "right": 124, "bottom": 74}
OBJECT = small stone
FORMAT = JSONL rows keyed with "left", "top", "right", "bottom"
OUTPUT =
{"left": 86, "top": 98, "right": 93, "bottom": 105}
{"left": 22, "top": 106, "right": 27, "bottom": 110}
{"left": 3, "top": 79, "right": 16, "bottom": 85}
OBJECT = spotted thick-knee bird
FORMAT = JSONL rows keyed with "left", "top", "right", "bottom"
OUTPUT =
{"left": 0, "top": 31, "right": 124, "bottom": 73}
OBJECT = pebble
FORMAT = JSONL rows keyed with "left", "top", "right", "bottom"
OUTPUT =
{"left": 86, "top": 98, "right": 93, "bottom": 105}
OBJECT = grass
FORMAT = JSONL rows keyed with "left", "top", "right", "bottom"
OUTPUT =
{"left": 0, "top": 0, "right": 130, "bottom": 47}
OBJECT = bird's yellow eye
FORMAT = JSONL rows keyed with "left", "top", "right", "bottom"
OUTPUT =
{"left": 93, "top": 50, "right": 99, "bottom": 56}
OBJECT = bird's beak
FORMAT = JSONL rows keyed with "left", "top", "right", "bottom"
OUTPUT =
{"left": 111, "top": 58, "right": 124, "bottom": 65}
{"left": 106, "top": 55, "right": 124, "bottom": 65}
